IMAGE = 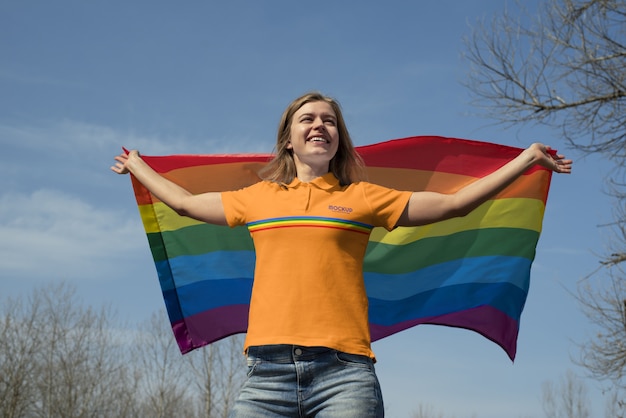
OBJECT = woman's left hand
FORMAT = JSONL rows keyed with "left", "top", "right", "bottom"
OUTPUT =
{"left": 528, "top": 143, "right": 573, "bottom": 174}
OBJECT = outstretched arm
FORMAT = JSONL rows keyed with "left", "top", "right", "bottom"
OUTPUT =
{"left": 111, "top": 150, "right": 228, "bottom": 225}
{"left": 397, "top": 143, "right": 572, "bottom": 227}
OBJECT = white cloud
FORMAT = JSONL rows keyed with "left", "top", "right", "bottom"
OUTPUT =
{"left": 0, "top": 118, "right": 274, "bottom": 286}
{"left": 0, "top": 188, "right": 147, "bottom": 281}
{"left": 0, "top": 119, "right": 270, "bottom": 160}
{"left": 0, "top": 119, "right": 200, "bottom": 156}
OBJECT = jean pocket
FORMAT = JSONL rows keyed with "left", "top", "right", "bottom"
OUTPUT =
{"left": 246, "top": 357, "right": 261, "bottom": 377}
{"left": 334, "top": 351, "right": 373, "bottom": 369}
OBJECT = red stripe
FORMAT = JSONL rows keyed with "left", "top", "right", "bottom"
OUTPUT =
{"left": 139, "top": 136, "right": 552, "bottom": 179}
{"left": 359, "top": 136, "right": 544, "bottom": 177}
{"left": 142, "top": 154, "right": 271, "bottom": 173}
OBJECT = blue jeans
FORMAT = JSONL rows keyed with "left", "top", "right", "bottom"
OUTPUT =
{"left": 229, "top": 345, "right": 384, "bottom": 417}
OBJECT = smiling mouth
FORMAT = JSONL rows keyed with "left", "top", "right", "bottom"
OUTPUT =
{"left": 308, "top": 137, "right": 329, "bottom": 143}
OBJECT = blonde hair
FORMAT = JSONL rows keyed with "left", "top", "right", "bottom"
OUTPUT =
{"left": 260, "top": 92, "right": 365, "bottom": 186}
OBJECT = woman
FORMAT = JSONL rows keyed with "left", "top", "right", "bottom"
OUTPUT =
{"left": 111, "top": 92, "right": 572, "bottom": 417}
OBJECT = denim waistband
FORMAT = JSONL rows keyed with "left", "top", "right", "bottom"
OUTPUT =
{"left": 247, "top": 345, "right": 335, "bottom": 363}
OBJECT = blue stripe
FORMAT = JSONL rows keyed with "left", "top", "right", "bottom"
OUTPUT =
{"left": 156, "top": 252, "right": 528, "bottom": 297}
{"left": 163, "top": 278, "right": 254, "bottom": 323}
{"left": 364, "top": 256, "right": 530, "bottom": 300}
{"left": 368, "top": 282, "right": 527, "bottom": 325}
{"left": 163, "top": 277, "right": 526, "bottom": 324}
{"left": 156, "top": 251, "right": 256, "bottom": 292}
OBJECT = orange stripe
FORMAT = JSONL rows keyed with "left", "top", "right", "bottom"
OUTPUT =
{"left": 366, "top": 167, "right": 550, "bottom": 201}
{"left": 134, "top": 162, "right": 550, "bottom": 205}
{"left": 133, "top": 162, "right": 266, "bottom": 205}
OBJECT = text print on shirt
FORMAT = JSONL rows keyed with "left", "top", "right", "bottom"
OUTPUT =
{"left": 328, "top": 204, "right": 353, "bottom": 214}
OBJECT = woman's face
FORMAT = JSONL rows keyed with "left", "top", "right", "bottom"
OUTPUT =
{"left": 287, "top": 101, "right": 340, "bottom": 172}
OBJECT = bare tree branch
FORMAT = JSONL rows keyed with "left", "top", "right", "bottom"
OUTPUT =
{"left": 463, "top": 0, "right": 626, "bottom": 156}
{"left": 463, "top": 0, "right": 626, "bottom": 401}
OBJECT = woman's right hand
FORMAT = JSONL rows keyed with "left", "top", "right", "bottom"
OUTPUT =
{"left": 109, "top": 149, "right": 228, "bottom": 225}
{"left": 110, "top": 150, "right": 140, "bottom": 175}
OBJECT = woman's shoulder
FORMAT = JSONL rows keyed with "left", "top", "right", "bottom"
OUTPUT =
{"left": 348, "top": 180, "right": 389, "bottom": 190}
{"left": 228, "top": 178, "right": 287, "bottom": 193}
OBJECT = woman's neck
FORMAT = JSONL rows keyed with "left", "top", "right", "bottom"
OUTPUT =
{"left": 294, "top": 160, "right": 330, "bottom": 183}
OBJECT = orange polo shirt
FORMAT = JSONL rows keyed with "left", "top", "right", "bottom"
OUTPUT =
{"left": 221, "top": 173, "right": 412, "bottom": 358}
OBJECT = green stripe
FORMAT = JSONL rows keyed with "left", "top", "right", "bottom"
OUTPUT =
{"left": 147, "top": 224, "right": 254, "bottom": 262}
{"left": 147, "top": 232, "right": 167, "bottom": 261}
{"left": 364, "top": 227, "right": 539, "bottom": 274}
{"left": 147, "top": 224, "right": 538, "bottom": 270}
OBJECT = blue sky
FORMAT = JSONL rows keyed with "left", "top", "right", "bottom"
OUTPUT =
{"left": 0, "top": 1, "right": 614, "bottom": 416}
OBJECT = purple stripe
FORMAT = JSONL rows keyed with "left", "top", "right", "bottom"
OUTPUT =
{"left": 172, "top": 304, "right": 250, "bottom": 354}
{"left": 171, "top": 304, "right": 517, "bottom": 360}
{"left": 369, "top": 305, "right": 519, "bottom": 361}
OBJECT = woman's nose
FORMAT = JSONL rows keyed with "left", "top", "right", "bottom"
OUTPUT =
{"left": 313, "top": 117, "right": 326, "bottom": 130}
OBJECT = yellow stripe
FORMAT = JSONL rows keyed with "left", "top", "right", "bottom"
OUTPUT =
{"left": 140, "top": 196, "right": 544, "bottom": 237}
{"left": 138, "top": 203, "right": 203, "bottom": 233}
{"left": 370, "top": 197, "right": 545, "bottom": 245}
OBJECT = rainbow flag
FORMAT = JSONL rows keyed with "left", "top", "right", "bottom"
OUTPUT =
{"left": 130, "top": 136, "right": 553, "bottom": 361}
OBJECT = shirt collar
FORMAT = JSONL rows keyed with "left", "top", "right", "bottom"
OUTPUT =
{"left": 285, "top": 172, "right": 340, "bottom": 190}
